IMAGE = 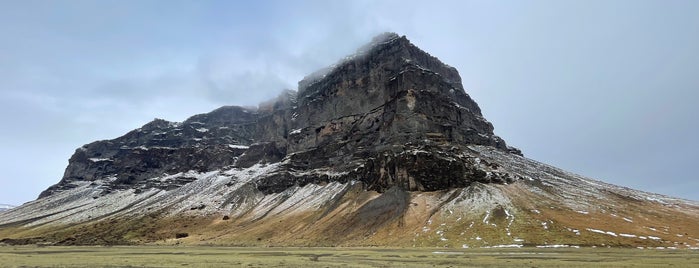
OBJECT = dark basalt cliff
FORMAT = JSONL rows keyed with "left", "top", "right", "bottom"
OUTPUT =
{"left": 40, "top": 33, "right": 520, "bottom": 199}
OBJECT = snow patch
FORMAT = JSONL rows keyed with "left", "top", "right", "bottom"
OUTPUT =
{"left": 482, "top": 211, "right": 490, "bottom": 224}
{"left": 481, "top": 244, "right": 523, "bottom": 248}
{"left": 88, "top": 158, "right": 112, "bottom": 162}
{"left": 228, "top": 144, "right": 250, "bottom": 150}
{"left": 433, "top": 251, "right": 463, "bottom": 255}
{"left": 566, "top": 228, "right": 581, "bottom": 235}
{"left": 586, "top": 228, "right": 618, "bottom": 237}
{"left": 536, "top": 245, "right": 579, "bottom": 248}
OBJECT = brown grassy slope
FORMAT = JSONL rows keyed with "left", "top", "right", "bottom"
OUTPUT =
{"left": 4, "top": 179, "right": 696, "bottom": 248}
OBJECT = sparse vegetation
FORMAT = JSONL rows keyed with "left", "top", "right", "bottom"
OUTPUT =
{"left": 0, "top": 246, "right": 697, "bottom": 267}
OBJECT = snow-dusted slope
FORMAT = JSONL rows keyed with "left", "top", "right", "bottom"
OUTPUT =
{"left": 1, "top": 145, "right": 697, "bottom": 248}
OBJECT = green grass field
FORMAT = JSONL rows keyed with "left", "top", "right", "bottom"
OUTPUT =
{"left": 0, "top": 246, "right": 697, "bottom": 267}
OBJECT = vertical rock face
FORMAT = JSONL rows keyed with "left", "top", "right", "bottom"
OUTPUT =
{"left": 39, "top": 33, "right": 515, "bottom": 198}
{"left": 292, "top": 33, "right": 502, "bottom": 150}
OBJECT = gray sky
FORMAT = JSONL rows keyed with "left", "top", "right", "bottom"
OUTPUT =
{"left": 1, "top": 0, "right": 697, "bottom": 205}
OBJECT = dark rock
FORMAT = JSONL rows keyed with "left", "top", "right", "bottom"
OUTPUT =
{"left": 175, "top": 233, "right": 189, "bottom": 239}
{"left": 235, "top": 142, "right": 286, "bottom": 168}
{"left": 190, "top": 204, "right": 206, "bottom": 210}
{"left": 39, "top": 32, "right": 519, "bottom": 199}
{"left": 507, "top": 146, "right": 523, "bottom": 156}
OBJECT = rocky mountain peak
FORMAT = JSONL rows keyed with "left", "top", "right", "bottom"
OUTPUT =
{"left": 184, "top": 106, "right": 259, "bottom": 126}
{"left": 299, "top": 32, "right": 462, "bottom": 97}
{"left": 39, "top": 32, "right": 517, "bottom": 199}
{"left": 292, "top": 33, "right": 504, "bottom": 151}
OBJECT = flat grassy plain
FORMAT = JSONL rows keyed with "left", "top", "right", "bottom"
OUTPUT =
{"left": 0, "top": 246, "right": 697, "bottom": 267}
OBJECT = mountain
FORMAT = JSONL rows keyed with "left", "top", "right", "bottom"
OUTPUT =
{"left": 0, "top": 204, "right": 14, "bottom": 212}
{"left": 1, "top": 33, "right": 698, "bottom": 248}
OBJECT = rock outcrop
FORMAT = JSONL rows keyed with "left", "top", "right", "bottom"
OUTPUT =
{"left": 40, "top": 33, "right": 516, "bottom": 198}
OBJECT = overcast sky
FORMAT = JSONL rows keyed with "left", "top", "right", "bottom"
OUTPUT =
{"left": 1, "top": 0, "right": 697, "bottom": 205}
